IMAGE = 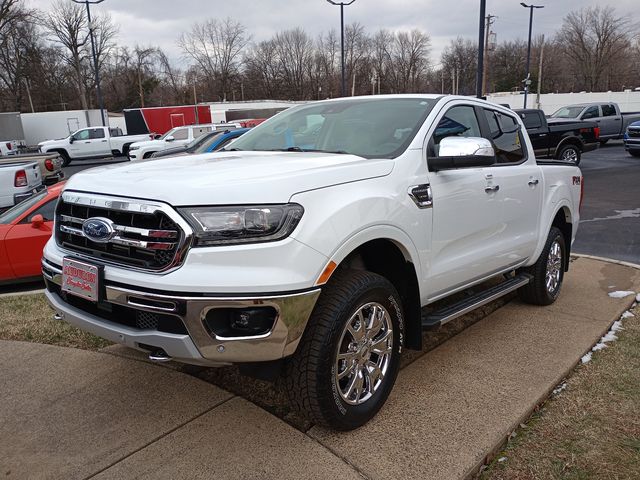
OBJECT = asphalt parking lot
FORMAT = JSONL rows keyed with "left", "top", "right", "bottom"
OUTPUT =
{"left": 574, "top": 141, "right": 640, "bottom": 265}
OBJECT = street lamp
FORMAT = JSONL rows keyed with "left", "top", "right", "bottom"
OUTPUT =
{"left": 326, "top": 0, "right": 356, "bottom": 97}
{"left": 521, "top": 2, "right": 544, "bottom": 108}
{"left": 72, "top": 0, "right": 106, "bottom": 126}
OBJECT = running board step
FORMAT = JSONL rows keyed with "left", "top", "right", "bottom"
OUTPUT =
{"left": 421, "top": 273, "right": 532, "bottom": 330}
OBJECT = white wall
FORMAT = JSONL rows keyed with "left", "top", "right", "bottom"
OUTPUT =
{"left": 488, "top": 91, "right": 640, "bottom": 115}
{"left": 207, "top": 100, "right": 304, "bottom": 123}
{"left": 21, "top": 109, "right": 105, "bottom": 145}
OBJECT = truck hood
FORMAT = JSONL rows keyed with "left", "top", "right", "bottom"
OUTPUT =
{"left": 64, "top": 151, "right": 395, "bottom": 205}
{"left": 39, "top": 138, "right": 68, "bottom": 147}
{"left": 130, "top": 139, "right": 167, "bottom": 149}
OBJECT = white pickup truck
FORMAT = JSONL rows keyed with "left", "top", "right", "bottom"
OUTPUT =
{"left": 0, "top": 160, "right": 43, "bottom": 211}
{"left": 38, "top": 126, "right": 150, "bottom": 166}
{"left": 42, "top": 95, "right": 582, "bottom": 430}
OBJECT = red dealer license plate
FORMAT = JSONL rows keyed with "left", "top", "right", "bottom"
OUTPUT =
{"left": 62, "top": 258, "right": 100, "bottom": 302}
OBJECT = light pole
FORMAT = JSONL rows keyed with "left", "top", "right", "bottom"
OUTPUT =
{"left": 326, "top": 0, "right": 355, "bottom": 97}
{"left": 72, "top": 0, "right": 106, "bottom": 126}
{"left": 476, "top": 0, "right": 486, "bottom": 98}
{"left": 521, "top": 2, "right": 544, "bottom": 108}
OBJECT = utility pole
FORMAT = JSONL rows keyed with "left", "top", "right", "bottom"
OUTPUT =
{"left": 476, "top": 0, "right": 486, "bottom": 98}
{"left": 326, "top": 0, "right": 356, "bottom": 97}
{"left": 72, "top": 0, "right": 106, "bottom": 126}
{"left": 521, "top": 3, "right": 544, "bottom": 108}
{"left": 482, "top": 14, "right": 497, "bottom": 97}
{"left": 536, "top": 35, "right": 545, "bottom": 110}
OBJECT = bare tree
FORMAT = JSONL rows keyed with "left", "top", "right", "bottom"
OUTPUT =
{"left": 43, "top": 0, "right": 116, "bottom": 110}
{"left": 388, "top": 29, "right": 430, "bottom": 93}
{"left": 441, "top": 37, "right": 477, "bottom": 95}
{"left": 244, "top": 39, "right": 280, "bottom": 99}
{"left": 0, "top": 0, "right": 20, "bottom": 38}
{"left": 273, "top": 28, "right": 314, "bottom": 100}
{"left": 556, "top": 6, "right": 633, "bottom": 91}
{"left": 179, "top": 17, "right": 250, "bottom": 101}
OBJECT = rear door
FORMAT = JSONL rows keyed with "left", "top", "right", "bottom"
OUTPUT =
{"left": 4, "top": 198, "right": 56, "bottom": 278}
{"left": 481, "top": 108, "right": 543, "bottom": 262}
{"left": 599, "top": 103, "right": 621, "bottom": 138}
{"left": 426, "top": 103, "right": 507, "bottom": 298}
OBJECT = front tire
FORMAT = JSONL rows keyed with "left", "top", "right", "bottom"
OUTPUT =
{"left": 284, "top": 270, "right": 403, "bottom": 430}
{"left": 557, "top": 144, "right": 581, "bottom": 165}
{"left": 519, "top": 226, "right": 566, "bottom": 305}
{"left": 57, "top": 150, "right": 71, "bottom": 167}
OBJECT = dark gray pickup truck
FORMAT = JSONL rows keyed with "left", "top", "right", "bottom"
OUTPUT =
{"left": 549, "top": 102, "right": 640, "bottom": 143}
{"left": 515, "top": 109, "right": 599, "bottom": 165}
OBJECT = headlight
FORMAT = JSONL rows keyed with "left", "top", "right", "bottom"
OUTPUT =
{"left": 179, "top": 204, "right": 304, "bottom": 246}
{"left": 129, "top": 146, "right": 140, "bottom": 151}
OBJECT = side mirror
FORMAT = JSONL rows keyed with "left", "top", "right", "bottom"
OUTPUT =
{"left": 165, "top": 135, "right": 175, "bottom": 142}
{"left": 31, "top": 214, "right": 44, "bottom": 229}
{"left": 154, "top": 134, "right": 162, "bottom": 140}
{"left": 69, "top": 137, "right": 75, "bottom": 144}
{"left": 428, "top": 137, "right": 496, "bottom": 172}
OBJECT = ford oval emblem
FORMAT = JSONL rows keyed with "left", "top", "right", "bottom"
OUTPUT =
{"left": 82, "top": 217, "right": 115, "bottom": 243}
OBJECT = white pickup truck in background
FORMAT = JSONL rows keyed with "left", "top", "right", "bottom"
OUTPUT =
{"left": 0, "top": 160, "right": 43, "bottom": 212}
{"left": 38, "top": 127, "right": 151, "bottom": 166}
{"left": 42, "top": 95, "right": 582, "bottom": 430}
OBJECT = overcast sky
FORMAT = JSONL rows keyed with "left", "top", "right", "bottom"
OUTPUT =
{"left": 25, "top": 0, "right": 639, "bottom": 66}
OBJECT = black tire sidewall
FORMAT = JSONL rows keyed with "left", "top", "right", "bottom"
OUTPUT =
{"left": 558, "top": 145, "right": 580, "bottom": 164}
{"left": 320, "top": 281, "right": 403, "bottom": 430}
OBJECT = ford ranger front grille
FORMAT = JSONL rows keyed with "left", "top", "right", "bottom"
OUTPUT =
{"left": 55, "top": 192, "right": 192, "bottom": 272}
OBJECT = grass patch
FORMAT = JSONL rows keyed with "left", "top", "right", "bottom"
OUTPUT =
{"left": 0, "top": 294, "right": 111, "bottom": 350}
{"left": 481, "top": 303, "right": 640, "bottom": 480}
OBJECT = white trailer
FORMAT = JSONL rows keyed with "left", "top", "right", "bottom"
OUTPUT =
{"left": 20, "top": 110, "right": 104, "bottom": 145}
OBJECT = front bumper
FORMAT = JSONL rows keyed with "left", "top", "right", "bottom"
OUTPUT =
{"left": 42, "top": 259, "right": 321, "bottom": 365}
{"left": 624, "top": 138, "right": 640, "bottom": 151}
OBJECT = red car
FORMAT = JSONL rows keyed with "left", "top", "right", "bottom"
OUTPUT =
{"left": 0, "top": 182, "right": 64, "bottom": 284}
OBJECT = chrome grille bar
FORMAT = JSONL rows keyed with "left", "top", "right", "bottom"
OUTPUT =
{"left": 59, "top": 215, "right": 178, "bottom": 239}
{"left": 59, "top": 224, "right": 176, "bottom": 251}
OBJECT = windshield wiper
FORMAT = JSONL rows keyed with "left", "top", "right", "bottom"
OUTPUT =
{"left": 266, "top": 147, "right": 349, "bottom": 154}
{"left": 220, "top": 147, "right": 243, "bottom": 152}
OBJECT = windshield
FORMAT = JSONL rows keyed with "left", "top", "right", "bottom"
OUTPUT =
{"left": 227, "top": 98, "right": 438, "bottom": 159}
{"left": 0, "top": 190, "right": 47, "bottom": 224}
{"left": 188, "top": 131, "right": 225, "bottom": 153}
{"left": 550, "top": 106, "right": 585, "bottom": 118}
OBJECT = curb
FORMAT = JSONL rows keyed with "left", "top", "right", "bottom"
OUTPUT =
{"left": 572, "top": 253, "right": 640, "bottom": 270}
{"left": 0, "top": 289, "right": 45, "bottom": 299}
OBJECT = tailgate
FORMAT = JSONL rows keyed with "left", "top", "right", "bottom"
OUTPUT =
{"left": 23, "top": 162, "right": 41, "bottom": 187}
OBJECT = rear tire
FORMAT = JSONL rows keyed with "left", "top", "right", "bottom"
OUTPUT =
{"left": 284, "top": 269, "right": 404, "bottom": 431}
{"left": 519, "top": 226, "right": 566, "bottom": 306}
{"left": 599, "top": 139, "right": 609, "bottom": 145}
{"left": 57, "top": 150, "right": 71, "bottom": 167}
{"left": 143, "top": 152, "right": 156, "bottom": 159}
{"left": 557, "top": 144, "right": 581, "bottom": 165}
{"left": 629, "top": 151, "right": 640, "bottom": 158}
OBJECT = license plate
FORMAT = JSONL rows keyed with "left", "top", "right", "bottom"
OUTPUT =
{"left": 62, "top": 258, "right": 100, "bottom": 302}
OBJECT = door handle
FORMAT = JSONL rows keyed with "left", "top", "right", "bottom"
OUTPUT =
{"left": 485, "top": 185, "right": 500, "bottom": 193}
{"left": 101, "top": 140, "right": 107, "bottom": 142}
{"left": 528, "top": 179, "right": 539, "bottom": 186}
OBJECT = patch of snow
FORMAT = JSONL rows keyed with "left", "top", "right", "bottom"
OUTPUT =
{"left": 621, "top": 311, "right": 635, "bottom": 319}
{"left": 497, "top": 457, "right": 507, "bottom": 463}
{"left": 636, "top": 293, "right": 640, "bottom": 302}
{"left": 581, "top": 208, "right": 640, "bottom": 223}
{"left": 553, "top": 382, "right": 568, "bottom": 395}
{"left": 608, "top": 285, "right": 616, "bottom": 289}
{"left": 581, "top": 320, "right": 625, "bottom": 364}
{"left": 581, "top": 352, "right": 593, "bottom": 364}
{"left": 608, "top": 290, "right": 636, "bottom": 299}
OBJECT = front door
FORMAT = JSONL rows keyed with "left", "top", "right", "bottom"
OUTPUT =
{"left": 426, "top": 104, "right": 506, "bottom": 299}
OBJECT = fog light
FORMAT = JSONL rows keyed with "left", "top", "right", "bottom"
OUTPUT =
{"left": 203, "top": 307, "right": 277, "bottom": 339}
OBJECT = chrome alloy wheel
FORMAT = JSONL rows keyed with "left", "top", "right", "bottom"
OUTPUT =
{"left": 546, "top": 240, "right": 562, "bottom": 294}
{"left": 334, "top": 302, "right": 393, "bottom": 406}
{"left": 562, "top": 148, "right": 578, "bottom": 163}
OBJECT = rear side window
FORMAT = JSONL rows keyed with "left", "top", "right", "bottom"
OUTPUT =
{"left": 483, "top": 109, "right": 526, "bottom": 164}
{"left": 602, "top": 104, "right": 617, "bottom": 117}
{"left": 520, "top": 112, "right": 542, "bottom": 129}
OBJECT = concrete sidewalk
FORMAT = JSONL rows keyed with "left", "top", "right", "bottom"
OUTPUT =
{"left": 1, "top": 257, "right": 638, "bottom": 480}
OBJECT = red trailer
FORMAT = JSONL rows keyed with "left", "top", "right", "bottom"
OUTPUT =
{"left": 123, "top": 105, "right": 212, "bottom": 136}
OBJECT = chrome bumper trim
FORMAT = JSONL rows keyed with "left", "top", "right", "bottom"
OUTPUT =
{"left": 42, "top": 259, "right": 321, "bottom": 364}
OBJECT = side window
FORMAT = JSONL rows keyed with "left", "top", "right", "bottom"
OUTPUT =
{"left": 520, "top": 112, "right": 542, "bottom": 129}
{"left": 172, "top": 128, "right": 189, "bottom": 140}
{"left": 582, "top": 106, "right": 600, "bottom": 119}
{"left": 20, "top": 199, "right": 57, "bottom": 224}
{"left": 432, "top": 105, "right": 482, "bottom": 150}
{"left": 89, "top": 128, "right": 105, "bottom": 139}
{"left": 483, "top": 109, "right": 526, "bottom": 164}
{"left": 193, "top": 127, "right": 212, "bottom": 139}
{"left": 72, "top": 129, "right": 90, "bottom": 141}
{"left": 602, "top": 104, "right": 617, "bottom": 117}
